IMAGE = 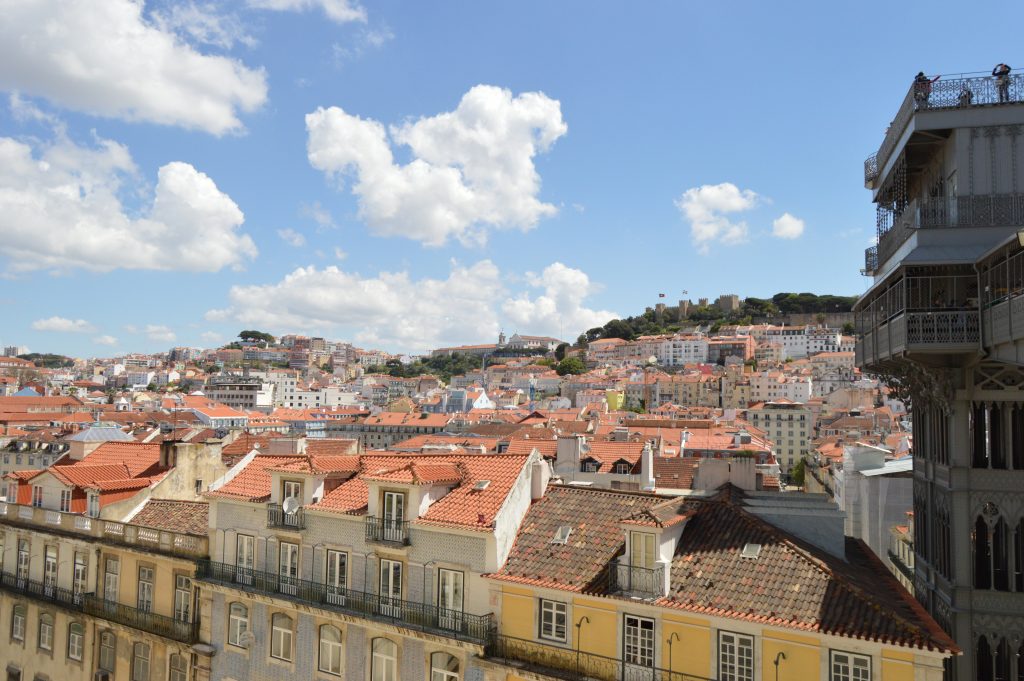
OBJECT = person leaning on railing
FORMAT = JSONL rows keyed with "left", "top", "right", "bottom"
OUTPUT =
{"left": 913, "top": 71, "right": 940, "bottom": 107}
{"left": 993, "top": 63, "right": 1012, "bottom": 103}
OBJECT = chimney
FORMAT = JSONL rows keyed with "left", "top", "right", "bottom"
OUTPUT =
{"left": 640, "top": 442, "right": 656, "bottom": 492}
{"left": 530, "top": 457, "right": 551, "bottom": 500}
{"left": 160, "top": 440, "right": 178, "bottom": 468}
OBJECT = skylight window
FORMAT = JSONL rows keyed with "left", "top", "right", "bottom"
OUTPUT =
{"left": 740, "top": 543, "right": 762, "bottom": 559}
{"left": 551, "top": 525, "right": 573, "bottom": 545}
{"left": 473, "top": 480, "right": 491, "bottom": 491}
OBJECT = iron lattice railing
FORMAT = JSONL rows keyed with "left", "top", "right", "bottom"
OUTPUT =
{"left": 864, "top": 153, "right": 879, "bottom": 186}
{"left": 196, "top": 560, "right": 492, "bottom": 642}
{"left": 365, "top": 516, "right": 410, "bottom": 545}
{"left": 82, "top": 595, "right": 197, "bottom": 643}
{"left": 867, "top": 73, "right": 1024, "bottom": 186}
{"left": 611, "top": 564, "right": 664, "bottom": 598}
{"left": 905, "top": 311, "right": 980, "bottom": 345}
{"left": 863, "top": 246, "right": 879, "bottom": 275}
{"left": 485, "top": 634, "right": 714, "bottom": 681}
{"left": 0, "top": 571, "right": 86, "bottom": 610}
{"left": 267, "top": 503, "right": 305, "bottom": 530}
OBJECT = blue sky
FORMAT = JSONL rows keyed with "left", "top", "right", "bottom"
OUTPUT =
{"left": 3, "top": 0, "right": 1022, "bottom": 356}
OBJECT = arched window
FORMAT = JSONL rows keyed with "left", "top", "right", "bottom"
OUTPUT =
{"left": 11, "top": 604, "right": 25, "bottom": 642}
{"left": 996, "top": 638, "right": 1011, "bottom": 681}
{"left": 430, "top": 652, "right": 460, "bottom": 681}
{"left": 371, "top": 638, "right": 397, "bottom": 681}
{"left": 132, "top": 642, "right": 151, "bottom": 681}
{"left": 38, "top": 613, "right": 53, "bottom": 651}
{"left": 975, "top": 516, "right": 992, "bottom": 589}
{"left": 270, "top": 613, "right": 293, "bottom": 661}
{"left": 228, "top": 602, "right": 248, "bottom": 647}
{"left": 99, "top": 631, "right": 116, "bottom": 671}
{"left": 318, "top": 624, "right": 342, "bottom": 676}
{"left": 67, "top": 622, "right": 84, "bottom": 661}
{"left": 977, "top": 636, "right": 992, "bottom": 681}
{"left": 169, "top": 653, "right": 188, "bottom": 681}
{"left": 993, "top": 517, "right": 1009, "bottom": 591}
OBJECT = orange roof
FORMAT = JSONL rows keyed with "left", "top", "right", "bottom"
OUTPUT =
{"left": 206, "top": 455, "right": 300, "bottom": 502}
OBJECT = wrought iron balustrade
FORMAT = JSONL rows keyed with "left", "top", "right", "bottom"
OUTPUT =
{"left": 611, "top": 564, "right": 664, "bottom": 598}
{"left": 864, "top": 153, "right": 879, "bottom": 186}
{"left": 0, "top": 571, "right": 86, "bottom": 610}
{"left": 267, "top": 503, "right": 305, "bottom": 530}
{"left": 863, "top": 246, "right": 879, "bottom": 275}
{"left": 196, "top": 560, "right": 492, "bottom": 642}
{"left": 485, "top": 634, "right": 713, "bottom": 681}
{"left": 905, "top": 310, "right": 979, "bottom": 345}
{"left": 365, "top": 516, "right": 410, "bottom": 545}
{"left": 888, "top": 550, "right": 916, "bottom": 583}
{"left": 83, "top": 595, "right": 197, "bottom": 643}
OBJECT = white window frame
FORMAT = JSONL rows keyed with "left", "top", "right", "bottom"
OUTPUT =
{"left": 719, "top": 631, "right": 755, "bottom": 681}
{"left": 11, "top": 604, "right": 25, "bottom": 642}
{"left": 318, "top": 624, "right": 343, "bottom": 676}
{"left": 830, "top": 650, "right": 872, "bottom": 681}
{"left": 132, "top": 641, "right": 151, "bottom": 681}
{"left": 430, "top": 652, "right": 460, "bottom": 681}
{"left": 67, "top": 622, "right": 83, "bottom": 661}
{"left": 270, "top": 612, "right": 293, "bottom": 662}
{"left": 59, "top": 489, "right": 71, "bottom": 513}
{"left": 87, "top": 493, "right": 100, "bottom": 518}
{"left": 371, "top": 638, "right": 398, "bottom": 681}
{"left": 174, "top": 575, "right": 192, "bottom": 622}
{"left": 168, "top": 653, "right": 188, "bottom": 681}
{"left": 539, "top": 599, "right": 567, "bottom": 642}
{"left": 38, "top": 613, "right": 53, "bottom": 651}
{"left": 73, "top": 552, "right": 87, "bottom": 600}
{"left": 623, "top": 614, "right": 655, "bottom": 669}
{"left": 137, "top": 566, "right": 154, "bottom": 612}
{"left": 228, "top": 602, "right": 248, "bottom": 648}
{"left": 31, "top": 486, "right": 42, "bottom": 508}
{"left": 104, "top": 557, "right": 119, "bottom": 602}
{"left": 99, "top": 631, "right": 116, "bottom": 671}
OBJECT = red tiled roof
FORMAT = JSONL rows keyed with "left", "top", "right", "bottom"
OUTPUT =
{"left": 205, "top": 455, "right": 300, "bottom": 502}
{"left": 129, "top": 500, "right": 208, "bottom": 535}
{"left": 504, "top": 439, "right": 558, "bottom": 458}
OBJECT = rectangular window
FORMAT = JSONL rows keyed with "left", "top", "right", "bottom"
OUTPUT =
{"left": 59, "top": 490, "right": 71, "bottom": 513}
{"left": 43, "top": 545, "right": 57, "bottom": 595}
{"left": 104, "top": 557, "right": 120, "bottom": 602}
{"left": 624, "top": 615, "right": 655, "bottom": 669}
{"left": 630, "top": 531, "right": 657, "bottom": 569}
{"left": 31, "top": 486, "right": 42, "bottom": 508}
{"left": 539, "top": 599, "right": 567, "bottom": 642}
{"left": 437, "top": 568, "right": 464, "bottom": 630}
{"left": 719, "top": 631, "right": 754, "bottom": 681}
{"left": 831, "top": 651, "right": 871, "bottom": 681}
{"left": 382, "top": 492, "right": 405, "bottom": 541}
{"left": 5, "top": 482, "right": 15, "bottom": 501}
{"left": 17, "top": 539, "right": 29, "bottom": 585}
{"left": 137, "top": 566, "right": 154, "bottom": 612}
{"left": 279, "top": 542, "right": 299, "bottom": 595}
{"left": 12, "top": 606, "right": 25, "bottom": 642}
{"left": 131, "top": 642, "right": 150, "bottom": 681}
{"left": 236, "top": 534, "right": 255, "bottom": 584}
{"left": 38, "top": 615, "right": 53, "bottom": 651}
{"left": 73, "top": 553, "right": 87, "bottom": 601}
{"left": 379, "top": 559, "right": 402, "bottom": 617}
{"left": 67, "top": 623, "right": 83, "bottom": 661}
{"left": 174, "top": 575, "right": 192, "bottom": 622}
{"left": 325, "top": 550, "right": 347, "bottom": 605}
{"left": 282, "top": 480, "right": 301, "bottom": 501}
{"left": 87, "top": 493, "right": 100, "bottom": 518}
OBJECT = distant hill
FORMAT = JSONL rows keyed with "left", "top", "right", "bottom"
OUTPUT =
{"left": 578, "top": 292, "right": 857, "bottom": 344}
{"left": 17, "top": 353, "right": 74, "bottom": 368}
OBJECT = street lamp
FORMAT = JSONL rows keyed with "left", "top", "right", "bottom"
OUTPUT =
{"left": 667, "top": 632, "right": 680, "bottom": 676}
{"left": 574, "top": 615, "right": 590, "bottom": 676}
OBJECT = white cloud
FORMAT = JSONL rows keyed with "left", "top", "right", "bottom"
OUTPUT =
{"left": 277, "top": 228, "right": 306, "bottom": 247}
{"left": 93, "top": 335, "right": 119, "bottom": 346}
{"left": 502, "top": 263, "right": 616, "bottom": 338}
{"left": 306, "top": 84, "right": 568, "bottom": 246}
{"left": 248, "top": 0, "right": 365, "bottom": 23}
{"left": 332, "top": 24, "right": 394, "bottom": 66}
{"left": 31, "top": 316, "right": 96, "bottom": 333}
{"left": 145, "top": 325, "right": 177, "bottom": 343}
{"left": 207, "top": 260, "right": 612, "bottom": 352}
{"left": 772, "top": 212, "right": 805, "bottom": 240}
{"left": 301, "top": 201, "right": 335, "bottom": 230}
{"left": 0, "top": 0, "right": 267, "bottom": 135}
{"left": 153, "top": 2, "right": 257, "bottom": 50}
{"left": 676, "top": 183, "right": 759, "bottom": 254}
{"left": 200, "top": 331, "right": 224, "bottom": 344}
{"left": 0, "top": 134, "right": 257, "bottom": 273}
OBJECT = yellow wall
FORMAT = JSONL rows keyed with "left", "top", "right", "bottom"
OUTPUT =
{"left": 499, "top": 586, "right": 536, "bottom": 640}
{"left": 761, "top": 629, "right": 821, "bottom": 681}
{"left": 662, "top": 614, "right": 710, "bottom": 678}
{"left": 881, "top": 648, "right": 916, "bottom": 681}
{"left": 571, "top": 597, "right": 618, "bottom": 654}
{"left": 605, "top": 390, "right": 625, "bottom": 411}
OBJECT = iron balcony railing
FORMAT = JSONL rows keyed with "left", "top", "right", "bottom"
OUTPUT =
{"left": 485, "top": 634, "right": 713, "bottom": 681}
{"left": 0, "top": 571, "right": 86, "bottom": 610}
{"left": 863, "top": 245, "right": 879, "bottom": 275}
{"left": 82, "top": 595, "right": 197, "bottom": 644}
{"left": 866, "top": 72, "right": 1024, "bottom": 187}
{"left": 611, "top": 564, "right": 664, "bottom": 599}
{"left": 267, "top": 503, "right": 305, "bottom": 530}
{"left": 365, "top": 516, "right": 410, "bottom": 545}
{"left": 888, "top": 550, "right": 916, "bottom": 584}
{"left": 196, "top": 560, "right": 492, "bottom": 643}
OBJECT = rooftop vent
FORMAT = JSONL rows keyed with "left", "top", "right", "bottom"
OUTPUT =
{"left": 550, "top": 525, "right": 573, "bottom": 545}
{"left": 472, "top": 480, "right": 491, "bottom": 491}
{"left": 740, "top": 543, "right": 762, "bottom": 559}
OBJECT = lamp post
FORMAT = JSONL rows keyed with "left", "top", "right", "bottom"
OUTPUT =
{"left": 667, "top": 632, "right": 680, "bottom": 676}
{"left": 574, "top": 615, "right": 590, "bottom": 676}
{"left": 774, "top": 651, "right": 787, "bottom": 681}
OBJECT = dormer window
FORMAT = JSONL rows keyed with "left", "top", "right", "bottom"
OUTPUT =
{"left": 614, "top": 462, "right": 632, "bottom": 475}
{"left": 32, "top": 485, "right": 43, "bottom": 508}
{"left": 282, "top": 480, "right": 302, "bottom": 503}
{"left": 630, "top": 532, "right": 657, "bottom": 569}
{"left": 87, "top": 493, "right": 100, "bottom": 518}
{"left": 582, "top": 459, "right": 599, "bottom": 473}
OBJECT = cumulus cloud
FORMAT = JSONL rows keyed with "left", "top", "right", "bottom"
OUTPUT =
{"left": 502, "top": 263, "right": 616, "bottom": 337}
{"left": 145, "top": 325, "right": 177, "bottom": 343}
{"left": 153, "top": 2, "right": 257, "bottom": 50}
{"left": 93, "top": 335, "right": 119, "bottom": 346}
{"left": 248, "top": 0, "right": 365, "bottom": 23}
{"left": 32, "top": 317, "right": 96, "bottom": 333}
{"left": 676, "top": 183, "right": 759, "bottom": 254}
{"left": 772, "top": 212, "right": 805, "bottom": 239}
{"left": 277, "top": 228, "right": 306, "bottom": 247}
{"left": 306, "top": 85, "right": 568, "bottom": 246}
{"left": 0, "top": 0, "right": 267, "bottom": 135}
{"left": 0, "top": 134, "right": 257, "bottom": 273}
{"left": 207, "top": 260, "right": 612, "bottom": 352}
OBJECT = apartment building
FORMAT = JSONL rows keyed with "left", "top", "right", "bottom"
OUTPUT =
{"left": 203, "top": 376, "right": 275, "bottom": 413}
{"left": 855, "top": 67, "right": 1024, "bottom": 679}
{"left": 746, "top": 400, "right": 813, "bottom": 475}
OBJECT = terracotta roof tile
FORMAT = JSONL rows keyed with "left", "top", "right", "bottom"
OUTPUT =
{"left": 129, "top": 500, "right": 208, "bottom": 535}
{"left": 205, "top": 455, "right": 299, "bottom": 502}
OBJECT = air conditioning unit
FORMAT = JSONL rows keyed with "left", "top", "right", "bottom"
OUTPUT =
{"left": 95, "top": 672, "right": 112, "bottom": 681}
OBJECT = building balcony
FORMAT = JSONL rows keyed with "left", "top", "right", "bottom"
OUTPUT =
{"left": 82, "top": 595, "right": 197, "bottom": 644}
{"left": 364, "top": 516, "right": 410, "bottom": 545}
{"left": 267, "top": 503, "right": 305, "bottom": 530}
{"left": 863, "top": 245, "right": 879, "bottom": 276}
{"left": 856, "top": 310, "right": 979, "bottom": 367}
{"left": 196, "top": 560, "right": 492, "bottom": 643}
{"left": 888, "top": 550, "right": 916, "bottom": 584}
{"left": 0, "top": 571, "right": 85, "bottom": 611}
{"left": 865, "top": 72, "right": 1024, "bottom": 189}
{"left": 610, "top": 564, "right": 664, "bottom": 599}
{"left": 0, "top": 502, "right": 208, "bottom": 560}
{"left": 485, "top": 634, "right": 713, "bottom": 681}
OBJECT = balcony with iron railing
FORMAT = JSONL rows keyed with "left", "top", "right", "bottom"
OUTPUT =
{"left": 610, "top": 563, "right": 664, "bottom": 599}
{"left": 365, "top": 516, "right": 410, "bottom": 545}
{"left": 485, "top": 634, "right": 713, "bottom": 681}
{"left": 0, "top": 571, "right": 86, "bottom": 610}
{"left": 865, "top": 72, "right": 1024, "bottom": 188}
{"left": 0, "top": 502, "right": 208, "bottom": 560}
{"left": 267, "top": 503, "right": 305, "bottom": 530}
{"left": 196, "top": 560, "right": 492, "bottom": 643}
{"left": 82, "top": 595, "right": 197, "bottom": 643}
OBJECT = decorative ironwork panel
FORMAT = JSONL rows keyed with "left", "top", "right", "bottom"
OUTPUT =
{"left": 906, "top": 311, "right": 980, "bottom": 345}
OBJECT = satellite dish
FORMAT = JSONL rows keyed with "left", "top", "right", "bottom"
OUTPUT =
{"left": 238, "top": 630, "right": 256, "bottom": 647}
{"left": 282, "top": 497, "right": 300, "bottom": 515}
{"left": 647, "top": 355, "right": 658, "bottom": 365}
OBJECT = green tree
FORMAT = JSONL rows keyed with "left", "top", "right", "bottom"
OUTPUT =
{"left": 842, "top": 322, "right": 855, "bottom": 335}
{"left": 790, "top": 459, "right": 806, "bottom": 487}
{"left": 238, "top": 330, "right": 276, "bottom": 345}
{"left": 554, "top": 342, "right": 569, "bottom": 361}
{"left": 576, "top": 334, "right": 589, "bottom": 348}
{"left": 556, "top": 356, "right": 586, "bottom": 376}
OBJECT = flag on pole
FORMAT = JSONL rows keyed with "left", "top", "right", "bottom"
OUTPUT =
{"left": 658, "top": 293, "right": 666, "bottom": 298}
